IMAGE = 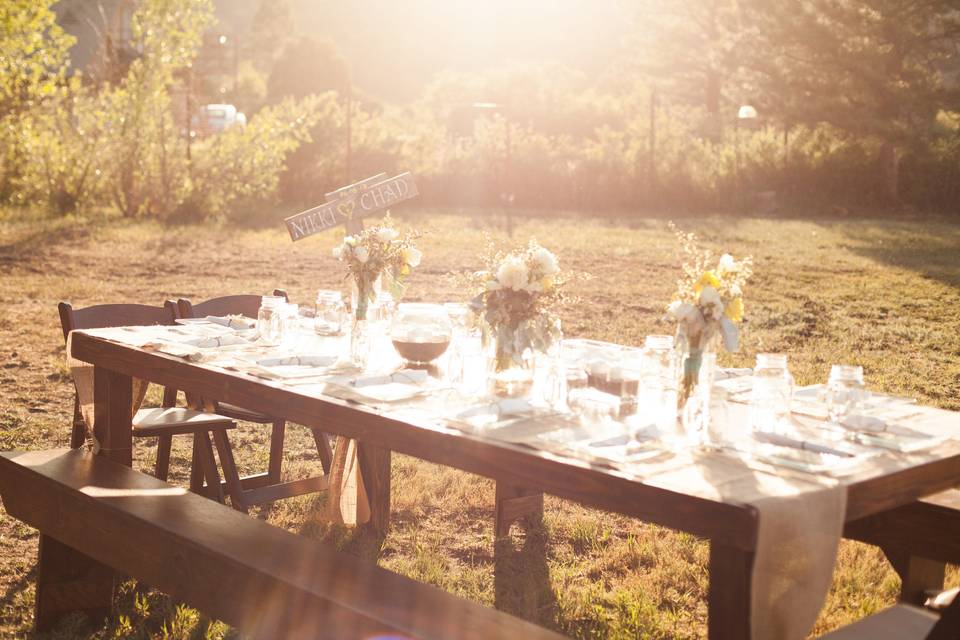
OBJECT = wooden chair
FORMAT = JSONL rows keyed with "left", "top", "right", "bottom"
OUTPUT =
{"left": 175, "top": 292, "right": 334, "bottom": 511}
{"left": 819, "top": 590, "right": 959, "bottom": 639}
{"left": 57, "top": 301, "right": 236, "bottom": 501}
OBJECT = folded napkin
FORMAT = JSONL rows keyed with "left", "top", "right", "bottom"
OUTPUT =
{"left": 352, "top": 369, "right": 428, "bottom": 388}
{"left": 205, "top": 315, "right": 257, "bottom": 330}
{"left": 257, "top": 355, "right": 338, "bottom": 368}
{"left": 838, "top": 413, "right": 947, "bottom": 452}
{"left": 144, "top": 334, "right": 251, "bottom": 361}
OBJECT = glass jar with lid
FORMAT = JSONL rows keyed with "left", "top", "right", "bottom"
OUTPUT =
{"left": 257, "top": 295, "right": 286, "bottom": 346}
{"left": 826, "top": 364, "right": 867, "bottom": 423}
{"left": 315, "top": 290, "right": 345, "bottom": 336}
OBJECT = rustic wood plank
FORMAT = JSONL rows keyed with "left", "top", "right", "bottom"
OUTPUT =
{"left": 0, "top": 449, "right": 565, "bottom": 640}
{"left": 68, "top": 332, "right": 759, "bottom": 549}
{"left": 34, "top": 535, "right": 115, "bottom": 632}
{"left": 93, "top": 365, "right": 133, "bottom": 466}
{"left": 818, "top": 604, "right": 938, "bottom": 639}
{"left": 242, "top": 475, "right": 330, "bottom": 506}
{"left": 495, "top": 483, "right": 544, "bottom": 538}
{"left": 356, "top": 442, "right": 391, "bottom": 534}
{"left": 844, "top": 491, "right": 960, "bottom": 567}
{"left": 708, "top": 542, "right": 753, "bottom": 640}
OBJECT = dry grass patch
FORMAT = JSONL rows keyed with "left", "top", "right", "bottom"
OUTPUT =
{"left": 0, "top": 208, "right": 958, "bottom": 638}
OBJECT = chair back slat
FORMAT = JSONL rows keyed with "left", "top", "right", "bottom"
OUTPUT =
{"left": 178, "top": 290, "right": 288, "bottom": 320}
{"left": 59, "top": 302, "right": 176, "bottom": 340}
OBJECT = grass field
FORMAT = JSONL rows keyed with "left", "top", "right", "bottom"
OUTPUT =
{"left": 1, "top": 207, "right": 958, "bottom": 639}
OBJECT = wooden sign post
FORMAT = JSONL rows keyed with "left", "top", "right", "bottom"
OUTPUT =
{"left": 284, "top": 172, "right": 418, "bottom": 242}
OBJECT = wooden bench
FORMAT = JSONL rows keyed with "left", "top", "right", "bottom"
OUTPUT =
{"left": 844, "top": 489, "right": 960, "bottom": 603}
{"left": 819, "top": 595, "right": 958, "bottom": 639}
{"left": 0, "top": 449, "right": 565, "bottom": 639}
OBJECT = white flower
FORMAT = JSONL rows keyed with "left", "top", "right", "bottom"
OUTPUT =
{"left": 485, "top": 279, "right": 501, "bottom": 291}
{"left": 717, "top": 253, "right": 736, "bottom": 273}
{"left": 376, "top": 227, "right": 399, "bottom": 243}
{"left": 532, "top": 246, "right": 560, "bottom": 275}
{"left": 496, "top": 255, "right": 529, "bottom": 291}
{"left": 354, "top": 246, "right": 369, "bottom": 264}
{"left": 402, "top": 246, "right": 422, "bottom": 267}
{"left": 332, "top": 244, "right": 343, "bottom": 259}
{"left": 698, "top": 286, "right": 724, "bottom": 320}
{"left": 668, "top": 300, "right": 698, "bottom": 323}
{"left": 343, "top": 235, "right": 357, "bottom": 246}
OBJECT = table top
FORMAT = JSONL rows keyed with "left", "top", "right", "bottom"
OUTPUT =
{"left": 69, "top": 327, "right": 960, "bottom": 551}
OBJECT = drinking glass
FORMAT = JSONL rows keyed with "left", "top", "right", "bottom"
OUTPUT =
{"left": 544, "top": 365, "right": 588, "bottom": 411}
{"left": 826, "top": 364, "right": 867, "bottom": 423}
{"left": 637, "top": 335, "right": 680, "bottom": 441}
{"left": 315, "top": 290, "right": 345, "bottom": 336}
{"left": 750, "top": 353, "right": 794, "bottom": 433}
{"left": 568, "top": 386, "right": 620, "bottom": 427}
{"left": 256, "top": 295, "right": 285, "bottom": 346}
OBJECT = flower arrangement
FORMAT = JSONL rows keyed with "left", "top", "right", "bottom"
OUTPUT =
{"left": 333, "top": 214, "right": 422, "bottom": 320}
{"left": 469, "top": 240, "right": 566, "bottom": 373}
{"left": 666, "top": 223, "right": 752, "bottom": 403}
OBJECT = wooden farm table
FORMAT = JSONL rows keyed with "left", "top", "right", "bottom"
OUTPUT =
{"left": 65, "top": 329, "right": 960, "bottom": 639}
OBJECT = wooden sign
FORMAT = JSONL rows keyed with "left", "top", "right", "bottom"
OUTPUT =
{"left": 284, "top": 172, "right": 418, "bottom": 242}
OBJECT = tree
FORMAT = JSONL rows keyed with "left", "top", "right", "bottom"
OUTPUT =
{"left": 627, "top": 0, "right": 745, "bottom": 137}
{"left": 267, "top": 36, "right": 351, "bottom": 102}
{"left": 0, "top": 0, "right": 75, "bottom": 202}
{"left": 249, "top": 0, "right": 295, "bottom": 73}
{"left": 742, "top": 0, "right": 960, "bottom": 202}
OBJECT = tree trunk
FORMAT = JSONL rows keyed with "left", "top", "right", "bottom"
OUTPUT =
{"left": 878, "top": 141, "right": 900, "bottom": 204}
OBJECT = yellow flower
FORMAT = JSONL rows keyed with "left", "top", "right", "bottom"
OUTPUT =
{"left": 725, "top": 296, "right": 744, "bottom": 322}
{"left": 694, "top": 270, "right": 720, "bottom": 293}
{"left": 540, "top": 275, "right": 554, "bottom": 291}
{"left": 400, "top": 263, "right": 411, "bottom": 276}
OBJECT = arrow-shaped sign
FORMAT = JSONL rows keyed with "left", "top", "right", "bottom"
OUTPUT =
{"left": 284, "top": 172, "right": 419, "bottom": 242}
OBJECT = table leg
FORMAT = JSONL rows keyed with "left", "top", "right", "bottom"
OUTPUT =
{"left": 34, "top": 366, "right": 132, "bottom": 631}
{"left": 357, "top": 442, "right": 391, "bottom": 534}
{"left": 93, "top": 366, "right": 133, "bottom": 466}
{"left": 494, "top": 482, "right": 543, "bottom": 538}
{"left": 709, "top": 541, "right": 754, "bottom": 640}
{"left": 882, "top": 547, "right": 946, "bottom": 605}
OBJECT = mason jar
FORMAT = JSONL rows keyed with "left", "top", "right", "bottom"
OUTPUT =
{"left": 315, "top": 290, "right": 345, "bottom": 336}
{"left": 750, "top": 353, "right": 794, "bottom": 433}
{"left": 256, "top": 295, "right": 285, "bottom": 346}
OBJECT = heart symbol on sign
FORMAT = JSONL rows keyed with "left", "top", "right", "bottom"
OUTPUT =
{"left": 337, "top": 200, "right": 355, "bottom": 219}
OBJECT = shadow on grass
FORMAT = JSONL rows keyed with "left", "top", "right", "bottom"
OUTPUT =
{"left": 820, "top": 219, "right": 960, "bottom": 287}
{"left": 493, "top": 520, "right": 558, "bottom": 630}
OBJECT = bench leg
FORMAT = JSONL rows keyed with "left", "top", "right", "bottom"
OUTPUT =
{"left": 154, "top": 435, "right": 172, "bottom": 481}
{"left": 196, "top": 432, "right": 226, "bottom": 504}
{"left": 310, "top": 427, "right": 334, "bottom": 475}
{"left": 212, "top": 429, "right": 248, "bottom": 513}
{"left": 35, "top": 535, "right": 114, "bottom": 632}
{"left": 708, "top": 541, "right": 754, "bottom": 640}
{"left": 357, "top": 442, "right": 391, "bottom": 534}
{"left": 268, "top": 421, "right": 285, "bottom": 483}
{"left": 881, "top": 546, "right": 946, "bottom": 605}
{"left": 494, "top": 483, "right": 543, "bottom": 538}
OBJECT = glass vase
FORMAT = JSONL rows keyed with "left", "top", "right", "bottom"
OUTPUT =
{"left": 488, "top": 334, "right": 535, "bottom": 398}
{"left": 681, "top": 352, "right": 718, "bottom": 447}
{"left": 349, "top": 275, "right": 382, "bottom": 368}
